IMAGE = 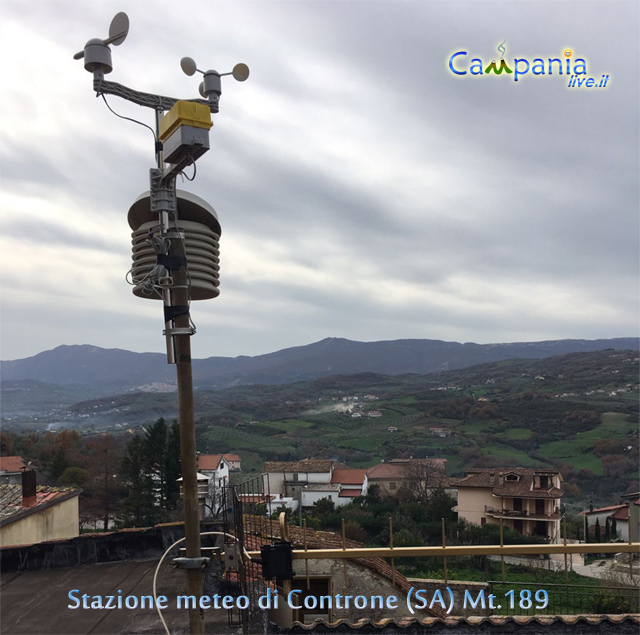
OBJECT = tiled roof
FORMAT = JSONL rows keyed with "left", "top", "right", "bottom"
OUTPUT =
{"left": 0, "top": 484, "right": 81, "bottom": 525}
{"left": 238, "top": 494, "right": 276, "bottom": 504}
{"left": 278, "top": 614, "right": 640, "bottom": 632}
{"left": 197, "top": 454, "right": 229, "bottom": 471}
{"left": 339, "top": 489, "right": 363, "bottom": 498}
{"left": 366, "top": 459, "right": 446, "bottom": 480}
{"left": 222, "top": 454, "right": 241, "bottom": 462}
{"left": 582, "top": 504, "right": 627, "bottom": 515}
{"left": 243, "top": 516, "right": 445, "bottom": 619}
{"left": 332, "top": 469, "right": 366, "bottom": 485}
{"left": 304, "top": 484, "right": 341, "bottom": 492}
{"left": 0, "top": 456, "right": 27, "bottom": 473}
{"left": 453, "top": 469, "right": 563, "bottom": 499}
{"left": 612, "top": 506, "right": 630, "bottom": 521}
{"left": 264, "top": 459, "right": 334, "bottom": 473}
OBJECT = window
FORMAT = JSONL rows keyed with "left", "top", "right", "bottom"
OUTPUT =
{"left": 481, "top": 517, "right": 487, "bottom": 526}
{"left": 293, "top": 473, "right": 299, "bottom": 482}
{"left": 291, "top": 577, "right": 332, "bottom": 624}
{"left": 505, "top": 474, "right": 519, "bottom": 482}
{"left": 539, "top": 475, "right": 549, "bottom": 488}
{"left": 389, "top": 481, "right": 397, "bottom": 490}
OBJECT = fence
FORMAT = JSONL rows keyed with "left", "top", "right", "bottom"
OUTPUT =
{"left": 487, "top": 581, "right": 639, "bottom": 616}
{"left": 223, "top": 475, "right": 639, "bottom": 625}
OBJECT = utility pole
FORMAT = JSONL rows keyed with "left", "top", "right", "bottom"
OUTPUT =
{"left": 74, "top": 14, "right": 248, "bottom": 635}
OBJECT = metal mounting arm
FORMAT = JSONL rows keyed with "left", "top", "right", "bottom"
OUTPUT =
{"left": 94, "top": 78, "right": 219, "bottom": 113}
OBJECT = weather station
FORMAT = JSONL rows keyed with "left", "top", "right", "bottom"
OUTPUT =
{"left": 74, "top": 12, "right": 249, "bottom": 635}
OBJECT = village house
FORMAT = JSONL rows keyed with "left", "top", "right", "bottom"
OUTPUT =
{"left": 263, "top": 459, "right": 336, "bottom": 501}
{"left": 263, "top": 460, "right": 369, "bottom": 510}
{"left": 243, "top": 517, "right": 441, "bottom": 626}
{"left": 0, "top": 470, "right": 81, "bottom": 547}
{"left": 0, "top": 456, "right": 28, "bottom": 485}
{"left": 195, "top": 454, "right": 241, "bottom": 517}
{"left": 453, "top": 468, "right": 564, "bottom": 542}
{"left": 581, "top": 494, "right": 640, "bottom": 542}
{"left": 365, "top": 458, "right": 448, "bottom": 498}
{"left": 429, "top": 426, "right": 451, "bottom": 437}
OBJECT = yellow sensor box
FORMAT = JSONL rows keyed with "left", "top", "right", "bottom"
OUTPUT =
{"left": 159, "top": 101, "right": 212, "bottom": 142}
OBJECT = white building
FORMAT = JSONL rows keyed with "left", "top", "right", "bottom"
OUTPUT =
{"left": 197, "top": 454, "right": 231, "bottom": 517}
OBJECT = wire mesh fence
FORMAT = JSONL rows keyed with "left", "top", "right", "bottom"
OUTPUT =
{"left": 222, "top": 473, "right": 276, "bottom": 629}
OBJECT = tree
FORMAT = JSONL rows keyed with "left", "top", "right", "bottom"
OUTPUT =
{"left": 312, "top": 497, "right": 335, "bottom": 517}
{"left": 595, "top": 518, "right": 601, "bottom": 543}
{"left": 584, "top": 515, "right": 589, "bottom": 543}
{"left": 120, "top": 418, "right": 182, "bottom": 528}
{"left": 401, "top": 459, "right": 448, "bottom": 505}
{"left": 57, "top": 467, "right": 87, "bottom": 487}
{"left": 84, "top": 434, "right": 125, "bottom": 531}
{"left": 165, "top": 420, "right": 181, "bottom": 509}
{"left": 120, "top": 435, "right": 158, "bottom": 527}
{"left": 144, "top": 418, "right": 169, "bottom": 508}
{"left": 610, "top": 517, "right": 618, "bottom": 540}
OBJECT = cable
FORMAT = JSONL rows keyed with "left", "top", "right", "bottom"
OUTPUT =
{"left": 170, "top": 215, "right": 198, "bottom": 333}
{"left": 100, "top": 93, "right": 157, "bottom": 142}
{"left": 180, "top": 159, "right": 197, "bottom": 182}
{"left": 152, "top": 530, "right": 252, "bottom": 635}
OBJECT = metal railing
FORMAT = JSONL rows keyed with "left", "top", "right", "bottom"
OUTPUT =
{"left": 221, "top": 478, "right": 640, "bottom": 622}
{"left": 487, "top": 581, "right": 639, "bottom": 616}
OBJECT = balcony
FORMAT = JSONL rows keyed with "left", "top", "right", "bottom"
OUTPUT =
{"left": 485, "top": 505, "right": 561, "bottom": 521}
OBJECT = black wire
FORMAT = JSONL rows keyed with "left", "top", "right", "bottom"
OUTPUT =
{"left": 181, "top": 159, "right": 197, "bottom": 182}
{"left": 100, "top": 93, "right": 157, "bottom": 142}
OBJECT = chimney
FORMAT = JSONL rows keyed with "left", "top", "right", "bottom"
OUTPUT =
{"left": 489, "top": 472, "right": 495, "bottom": 486}
{"left": 22, "top": 469, "right": 37, "bottom": 508}
{"left": 589, "top": 501, "right": 593, "bottom": 513}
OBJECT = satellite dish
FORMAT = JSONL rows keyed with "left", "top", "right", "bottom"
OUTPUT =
{"left": 232, "top": 63, "right": 250, "bottom": 82}
{"left": 181, "top": 57, "right": 198, "bottom": 76}
{"left": 198, "top": 81, "right": 206, "bottom": 98}
{"left": 106, "top": 12, "right": 129, "bottom": 46}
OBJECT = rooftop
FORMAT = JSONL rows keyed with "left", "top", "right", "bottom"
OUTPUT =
{"left": 0, "top": 455, "right": 27, "bottom": 473}
{"left": 366, "top": 458, "right": 447, "bottom": 480}
{"left": 453, "top": 469, "right": 563, "bottom": 499}
{"left": 582, "top": 504, "right": 628, "bottom": 516}
{"left": 197, "top": 453, "right": 229, "bottom": 471}
{"left": 0, "top": 484, "right": 81, "bottom": 527}
{"left": 264, "top": 459, "right": 335, "bottom": 473}
{"left": 331, "top": 469, "right": 366, "bottom": 485}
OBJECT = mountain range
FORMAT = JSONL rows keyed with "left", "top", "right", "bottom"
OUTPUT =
{"left": 1, "top": 337, "right": 637, "bottom": 392}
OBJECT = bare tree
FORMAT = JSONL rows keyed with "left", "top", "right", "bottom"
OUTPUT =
{"left": 401, "top": 458, "right": 448, "bottom": 505}
{"left": 204, "top": 474, "right": 227, "bottom": 518}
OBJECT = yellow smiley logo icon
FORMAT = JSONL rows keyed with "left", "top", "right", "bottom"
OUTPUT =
{"left": 564, "top": 49, "right": 572, "bottom": 57}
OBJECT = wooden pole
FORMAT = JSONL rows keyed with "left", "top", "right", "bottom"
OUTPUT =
{"left": 389, "top": 517, "right": 396, "bottom": 589}
{"left": 171, "top": 223, "right": 203, "bottom": 634}
{"left": 500, "top": 518, "right": 505, "bottom": 583}
{"left": 441, "top": 517, "right": 448, "bottom": 584}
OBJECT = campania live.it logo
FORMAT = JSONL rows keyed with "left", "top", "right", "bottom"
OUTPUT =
{"left": 448, "top": 41, "right": 610, "bottom": 88}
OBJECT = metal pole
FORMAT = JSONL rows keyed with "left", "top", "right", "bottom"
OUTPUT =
{"left": 245, "top": 542, "right": 640, "bottom": 560}
{"left": 154, "top": 108, "right": 176, "bottom": 364}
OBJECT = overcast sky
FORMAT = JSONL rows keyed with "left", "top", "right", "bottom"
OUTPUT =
{"left": 1, "top": 0, "right": 638, "bottom": 361}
